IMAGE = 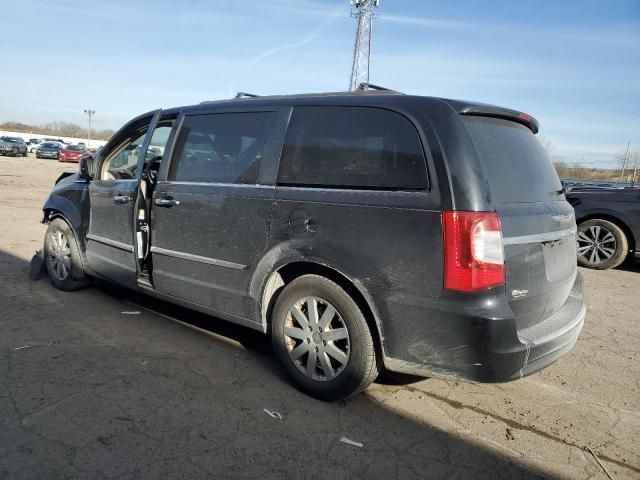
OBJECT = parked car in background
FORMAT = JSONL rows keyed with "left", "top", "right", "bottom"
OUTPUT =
{"left": 567, "top": 187, "right": 640, "bottom": 269}
{"left": 43, "top": 137, "right": 68, "bottom": 145}
{"left": 88, "top": 146, "right": 102, "bottom": 157}
{"left": 36, "top": 142, "right": 63, "bottom": 159}
{"left": 40, "top": 88, "right": 585, "bottom": 400}
{"left": 27, "top": 139, "right": 42, "bottom": 153}
{"left": 0, "top": 136, "right": 28, "bottom": 156}
{"left": 59, "top": 144, "right": 92, "bottom": 163}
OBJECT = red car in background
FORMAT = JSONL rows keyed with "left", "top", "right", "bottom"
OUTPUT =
{"left": 59, "top": 144, "right": 93, "bottom": 163}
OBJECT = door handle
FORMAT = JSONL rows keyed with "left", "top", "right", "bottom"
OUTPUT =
{"left": 113, "top": 195, "right": 132, "bottom": 205}
{"left": 155, "top": 197, "right": 180, "bottom": 207}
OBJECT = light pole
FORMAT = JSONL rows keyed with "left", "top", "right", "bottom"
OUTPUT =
{"left": 83, "top": 109, "right": 95, "bottom": 148}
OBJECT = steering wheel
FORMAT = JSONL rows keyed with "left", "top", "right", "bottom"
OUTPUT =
{"left": 147, "top": 156, "right": 162, "bottom": 184}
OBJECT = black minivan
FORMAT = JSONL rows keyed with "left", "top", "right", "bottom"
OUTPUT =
{"left": 41, "top": 86, "right": 585, "bottom": 400}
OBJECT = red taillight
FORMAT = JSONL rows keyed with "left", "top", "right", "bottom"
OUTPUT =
{"left": 442, "top": 211, "right": 505, "bottom": 292}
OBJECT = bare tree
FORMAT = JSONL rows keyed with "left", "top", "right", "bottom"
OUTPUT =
{"left": 0, "top": 120, "right": 113, "bottom": 141}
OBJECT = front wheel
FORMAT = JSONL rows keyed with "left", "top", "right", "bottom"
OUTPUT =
{"left": 577, "top": 219, "right": 629, "bottom": 270}
{"left": 44, "top": 218, "right": 91, "bottom": 291}
{"left": 271, "top": 275, "right": 380, "bottom": 401}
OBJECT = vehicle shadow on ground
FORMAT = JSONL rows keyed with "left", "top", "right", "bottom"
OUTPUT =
{"left": 3, "top": 249, "right": 554, "bottom": 480}
{"left": 96, "top": 280, "right": 427, "bottom": 388}
{"left": 617, "top": 258, "right": 640, "bottom": 273}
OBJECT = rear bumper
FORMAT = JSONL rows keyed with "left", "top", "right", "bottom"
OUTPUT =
{"left": 383, "top": 273, "right": 586, "bottom": 382}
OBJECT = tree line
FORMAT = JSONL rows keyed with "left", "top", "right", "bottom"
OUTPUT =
{"left": 553, "top": 150, "right": 639, "bottom": 183}
{"left": 0, "top": 121, "right": 114, "bottom": 141}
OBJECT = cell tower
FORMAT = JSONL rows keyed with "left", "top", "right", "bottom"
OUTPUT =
{"left": 348, "top": 0, "right": 380, "bottom": 91}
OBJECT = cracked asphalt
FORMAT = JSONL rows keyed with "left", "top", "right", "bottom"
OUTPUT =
{"left": 1, "top": 155, "right": 639, "bottom": 479}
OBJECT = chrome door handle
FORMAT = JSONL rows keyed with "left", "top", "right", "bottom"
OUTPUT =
{"left": 155, "top": 197, "right": 180, "bottom": 207}
{"left": 113, "top": 195, "right": 132, "bottom": 205}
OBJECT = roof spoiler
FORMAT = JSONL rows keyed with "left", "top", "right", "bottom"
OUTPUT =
{"left": 458, "top": 105, "right": 540, "bottom": 134}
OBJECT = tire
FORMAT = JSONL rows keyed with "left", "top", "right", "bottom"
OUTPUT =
{"left": 36, "top": 154, "right": 41, "bottom": 159}
{"left": 271, "top": 274, "right": 380, "bottom": 401}
{"left": 43, "top": 218, "right": 91, "bottom": 291}
{"left": 576, "top": 219, "right": 629, "bottom": 270}
{"left": 11, "top": 148, "right": 18, "bottom": 157}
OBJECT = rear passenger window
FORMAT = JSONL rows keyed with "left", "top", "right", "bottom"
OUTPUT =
{"left": 169, "top": 112, "right": 273, "bottom": 184}
{"left": 277, "top": 106, "right": 428, "bottom": 190}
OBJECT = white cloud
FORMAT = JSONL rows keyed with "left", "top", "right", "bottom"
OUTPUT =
{"left": 249, "top": 5, "right": 344, "bottom": 63}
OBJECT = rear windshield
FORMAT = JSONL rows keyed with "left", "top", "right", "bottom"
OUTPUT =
{"left": 463, "top": 116, "right": 562, "bottom": 203}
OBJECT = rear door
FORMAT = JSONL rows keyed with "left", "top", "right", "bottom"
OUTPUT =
{"left": 150, "top": 107, "right": 288, "bottom": 321}
{"left": 463, "top": 116, "right": 576, "bottom": 330}
{"left": 271, "top": 105, "right": 441, "bottom": 359}
{"left": 86, "top": 111, "right": 160, "bottom": 287}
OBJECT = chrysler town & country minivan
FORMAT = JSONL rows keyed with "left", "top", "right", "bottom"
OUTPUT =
{"left": 40, "top": 85, "right": 585, "bottom": 400}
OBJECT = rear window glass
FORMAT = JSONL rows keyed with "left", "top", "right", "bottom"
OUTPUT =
{"left": 277, "top": 106, "right": 428, "bottom": 190}
{"left": 463, "top": 116, "right": 562, "bottom": 203}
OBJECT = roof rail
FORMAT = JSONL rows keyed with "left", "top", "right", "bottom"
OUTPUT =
{"left": 234, "top": 92, "right": 260, "bottom": 99}
{"left": 356, "top": 83, "right": 396, "bottom": 92}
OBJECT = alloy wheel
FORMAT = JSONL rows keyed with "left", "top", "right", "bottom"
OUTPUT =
{"left": 284, "top": 296, "right": 350, "bottom": 381}
{"left": 577, "top": 225, "right": 616, "bottom": 264}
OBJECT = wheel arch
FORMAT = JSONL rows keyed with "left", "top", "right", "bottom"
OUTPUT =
{"left": 256, "top": 259, "right": 386, "bottom": 359}
{"left": 43, "top": 195, "right": 82, "bottom": 230}
{"left": 42, "top": 209, "right": 88, "bottom": 270}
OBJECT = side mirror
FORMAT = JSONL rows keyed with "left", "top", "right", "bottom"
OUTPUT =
{"left": 79, "top": 156, "right": 94, "bottom": 180}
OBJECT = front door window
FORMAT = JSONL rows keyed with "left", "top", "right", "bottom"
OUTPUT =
{"left": 100, "top": 131, "right": 147, "bottom": 180}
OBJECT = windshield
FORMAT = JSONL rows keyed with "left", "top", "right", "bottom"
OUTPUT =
{"left": 41, "top": 143, "right": 60, "bottom": 148}
{"left": 1, "top": 137, "right": 18, "bottom": 143}
{"left": 66, "top": 145, "right": 84, "bottom": 151}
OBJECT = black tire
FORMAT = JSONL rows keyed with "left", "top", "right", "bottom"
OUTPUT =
{"left": 271, "top": 274, "right": 379, "bottom": 401}
{"left": 577, "top": 219, "right": 628, "bottom": 270}
{"left": 22, "top": 151, "right": 27, "bottom": 157}
{"left": 11, "top": 148, "right": 18, "bottom": 157}
{"left": 36, "top": 154, "right": 41, "bottom": 159}
{"left": 43, "top": 218, "right": 91, "bottom": 291}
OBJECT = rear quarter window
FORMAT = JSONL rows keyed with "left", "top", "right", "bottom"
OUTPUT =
{"left": 463, "top": 116, "right": 562, "bottom": 203}
{"left": 277, "top": 106, "right": 429, "bottom": 191}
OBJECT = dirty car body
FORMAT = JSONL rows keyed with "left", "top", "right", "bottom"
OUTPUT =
{"left": 41, "top": 89, "right": 585, "bottom": 399}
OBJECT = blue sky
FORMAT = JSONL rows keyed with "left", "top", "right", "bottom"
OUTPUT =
{"left": 1, "top": 0, "right": 638, "bottom": 166}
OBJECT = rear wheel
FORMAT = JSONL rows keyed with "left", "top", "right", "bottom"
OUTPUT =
{"left": 44, "top": 218, "right": 90, "bottom": 291}
{"left": 576, "top": 219, "right": 628, "bottom": 270}
{"left": 271, "top": 274, "right": 379, "bottom": 401}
